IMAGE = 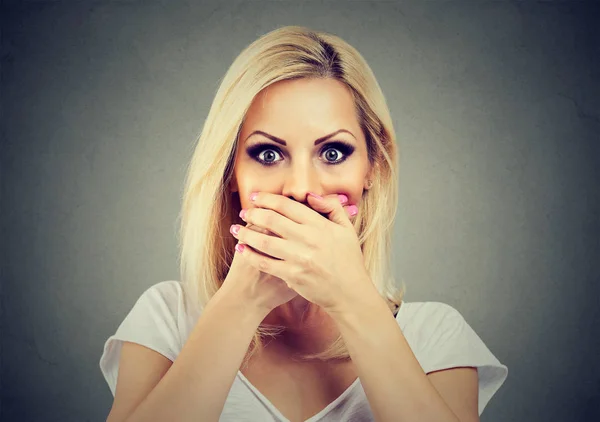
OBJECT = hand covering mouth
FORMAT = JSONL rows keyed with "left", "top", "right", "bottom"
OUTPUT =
{"left": 298, "top": 203, "right": 327, "bottom": 219}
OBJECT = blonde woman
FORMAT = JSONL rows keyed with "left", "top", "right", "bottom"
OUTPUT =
{"left": 100, "top": 26, "right": 507, "bottom": 422}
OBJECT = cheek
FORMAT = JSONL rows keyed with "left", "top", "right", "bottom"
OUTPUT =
{"left": 237, "top": 191, "right": 251, "bottom": 210}
{"left": 342, "top": 185, "right": 366, "bottom": 207}
{"left": 334, "top": 170, "right": 368, "bottom": 205}
{"left": 232, "top": 167, "right": 254, "bottom": 210}
{"left": 236, "top": 185, "right": 261, "bottom": 211}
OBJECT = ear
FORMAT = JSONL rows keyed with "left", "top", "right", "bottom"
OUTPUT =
{"left": 363, "top": 163, "right": 376, "bottom": 190}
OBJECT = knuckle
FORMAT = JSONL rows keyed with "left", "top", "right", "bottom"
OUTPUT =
{"left": 258, "top": 257, "right": 269, "bottom": 271}
{"left": 297, "top": 253, "right": 311, "bottom": 267}
{"left": 275, "top": 198, "right": 288, "bottom": 215}
{"left": 264, "top": 210, "right": 275, "bottom": 228}
{"left": 259, "top": 236, "right": 270, "bottom": 251}
{"left": 292, "top": 265, "right": 306, "bottom": 283}
{"left": 304, "top": 230, "right": 319, "bottom": 248}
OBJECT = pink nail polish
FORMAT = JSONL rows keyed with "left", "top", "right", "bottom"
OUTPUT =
{"left": 250, "top": 192, "right": 258, "bottom": 201}
{"left": 230, "top": 224, "right": 240, "bottom": 235}
{"left": 348, "top": 205, "right": 358, "bottom": 216}
{"left": 338, "top": 194, "right": 348, "bottom": 204}
{"left": 235, "top": 243, "right": 245, "bottom": 253}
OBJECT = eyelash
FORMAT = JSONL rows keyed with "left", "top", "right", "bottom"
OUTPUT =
{"left": 246, "top": 141, "right": 355, "bottom": 167}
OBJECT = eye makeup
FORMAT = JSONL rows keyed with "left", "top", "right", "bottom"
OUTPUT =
{"left": 245, "top": 141, "right": 355, "bottom": 167}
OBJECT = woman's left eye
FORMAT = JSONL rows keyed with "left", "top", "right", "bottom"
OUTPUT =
{"left": 320, "top": 142, "right": 355, "bottom": 164}
{"left": 322, "top": 147, "right": 344, "bottom": 163}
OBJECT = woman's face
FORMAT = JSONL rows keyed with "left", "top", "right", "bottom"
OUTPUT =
{"left": 230, "top": 77, "right": 373, "bottom": 214}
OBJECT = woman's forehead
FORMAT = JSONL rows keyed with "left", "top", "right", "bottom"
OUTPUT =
{"left": 250, "top": 80, "right": 355, "bottom": 119}
{"left": 240, "top": 79, "right": 362, "bottom": 145}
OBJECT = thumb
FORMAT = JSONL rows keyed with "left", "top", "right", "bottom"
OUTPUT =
{"left": 307, "top": 192, "right": 355, "bottom": 228}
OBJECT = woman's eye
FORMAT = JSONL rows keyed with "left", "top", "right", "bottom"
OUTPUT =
{"left": 322, "top": 147, "right": 344, "bottom": 163}
{"left": 320, "top": 141, "right": 354, "bottom": 164}
{"left": 257, "top": 148, "right": 282, "bottom": 165}
{"left": 246, "top": 144, "right": 283, "bottom": 166}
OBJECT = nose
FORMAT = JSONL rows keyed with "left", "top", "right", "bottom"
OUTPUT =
{"left": 281, "top": 161, "right": 320, "bottom": 203}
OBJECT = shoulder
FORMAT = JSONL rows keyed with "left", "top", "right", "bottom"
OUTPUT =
{"left": 395, "top": 301, "right": 467, "bottom": 344}
{"left": 101, "top": 280, "right": 189, "bottom": 355}
{"left": 395, "top": 300, "right": 508, "bottom": 415}
{"left": 137, "top": 279, "right": 184, "bottom": 304}
{"left": 396, "top": 300, "right": 461, "bottom": 329}
{"left": 395, "top": 300, "right": 496, "bottom": 365}
{"left": 99, "top": 280, "right": 199, "bottom": 396}
{"left": 132, "top": 280, "right": 202, "bottom": 322}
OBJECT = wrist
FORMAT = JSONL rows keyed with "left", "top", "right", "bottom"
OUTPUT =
{"left": 213, "top": 284, "right": 271, "bottom": 324}
{"left": 327, "top": 284, "right": 389, "bottom": 324}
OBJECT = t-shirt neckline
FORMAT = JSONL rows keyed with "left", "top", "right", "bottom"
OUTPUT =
{"left": 236, "top": 369, "right": 362, "bottom": 422}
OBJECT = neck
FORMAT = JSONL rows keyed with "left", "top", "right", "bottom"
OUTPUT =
{"left": 263, "top": 296, "right": 321, "bottom": 330}
{"left": 261, "top": 296, "right": 339, "bottom": 354}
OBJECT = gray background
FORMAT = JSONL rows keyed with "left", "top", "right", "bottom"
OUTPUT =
{"left": 1, "top": 1, "right": 598, "bottom": 421}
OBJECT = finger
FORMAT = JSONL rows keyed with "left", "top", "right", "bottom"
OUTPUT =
{"left": 240, "top": 207, "right": 302, "bottom": 240}
{"left": 310, "top": 195, "right": 357, "bottom": 220}
{"left": 234, "top": 240, "right": 286, "bottom": 279}
{"left": 343, "top": 204, "right": 358, "bottom": 219}
{"left": 245, "top": 222, "right": 277, "bottom": 237}
{"left": 306, "top": 192, "right": 354, "bottom": 228}
{"left": 249, "top": 191, "right": 319, "bottom": 225}
{"left": 230, "top": 224, "right": 292, "bottom": 261}
{"left": 237, "top": 224, "right": 280, "bottom": 261}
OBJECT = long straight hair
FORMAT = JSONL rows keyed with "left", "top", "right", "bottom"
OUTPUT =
{"left": 178, "top": 25, "right": 406, "bottom": 366}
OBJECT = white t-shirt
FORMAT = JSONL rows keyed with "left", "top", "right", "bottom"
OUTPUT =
{"left": 99, "top": 280, "right": 508, "bottom": 421}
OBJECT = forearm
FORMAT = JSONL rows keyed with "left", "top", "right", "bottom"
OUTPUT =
{"left": 331, "top": 290, "right": 460, "bottom": 422}
{"left": 125, "top": 286, "right": 267, "bottom": 422}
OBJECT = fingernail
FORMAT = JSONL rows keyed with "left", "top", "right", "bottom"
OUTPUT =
{"left": 338, "top": 194, "right": 348, "bottom": 204}
{"left": 308, "top": 192, "right": 323, "bottom": 200}
{"left": 235, "top": 243, "right": 245, "bottom": 253}
{"left": 230, "top": 224, "right": 240, "bottom": 235}
{"left": 250, "top": 192, "right": 258, "bottom": 201}
{"left": 239, "top": 209, "right": 247, "bottom": 220}
{"left": 348, "top": 205, "right": 358, "bottom": 216}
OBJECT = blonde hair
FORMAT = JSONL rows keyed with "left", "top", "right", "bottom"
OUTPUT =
{"left": 177, "top": 25, "right": 406, "bottom": 366}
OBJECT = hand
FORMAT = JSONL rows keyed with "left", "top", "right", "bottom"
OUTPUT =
{"left": 230, "top": 192, "right": 378, "bottom": 316}
{"left": 221, "top": 195, "right": 360, "bottom": 314}
{"left": 220, "top": 221, "right": 299, "bottom": 314}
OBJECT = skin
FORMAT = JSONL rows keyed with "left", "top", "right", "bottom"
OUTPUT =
{"left": 229, "top": 77, "right": 373, "bottom": 350}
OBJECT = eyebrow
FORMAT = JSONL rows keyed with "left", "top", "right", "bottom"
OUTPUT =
{"left": 243, "top": 129, "right": 356, "bottom": 146}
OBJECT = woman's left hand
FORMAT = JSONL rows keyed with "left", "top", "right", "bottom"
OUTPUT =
{"left": 230, "top": 191, "right": 379, "bottom": 316}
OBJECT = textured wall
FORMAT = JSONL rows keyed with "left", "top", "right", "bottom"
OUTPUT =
{"left": 1, "top": 1, "right": 598, "bottom": 421}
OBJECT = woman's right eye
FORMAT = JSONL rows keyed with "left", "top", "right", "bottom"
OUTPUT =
{"left": 257, "top": 148, "right": 282, "bottom": 165}
{"left": 246, "top": 144, "right": 283, "bottom": 166}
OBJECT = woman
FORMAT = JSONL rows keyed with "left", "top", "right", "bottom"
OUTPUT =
{"left": 100, "top": 26, "right": 508, "bottom": 422}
